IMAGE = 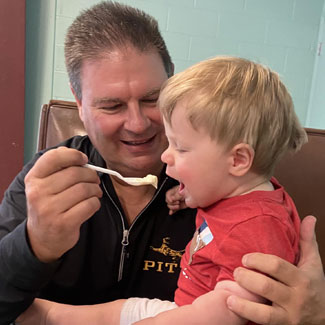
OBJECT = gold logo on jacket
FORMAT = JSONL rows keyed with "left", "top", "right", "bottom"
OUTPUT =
{"left": 143, "top": 237, "right": 185, "bottom": 273}
{"left": 150, "top": 237, "right": 185, "bottom": 260}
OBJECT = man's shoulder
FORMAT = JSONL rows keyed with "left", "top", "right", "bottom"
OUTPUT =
{"left": 41, "top": 135, "right": 103, "bottom": 165}
{"left": 53, "top": 135, "right": 91, "bottom": 151}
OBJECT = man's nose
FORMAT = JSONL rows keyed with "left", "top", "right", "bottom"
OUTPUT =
{"left": 124, "top": 102, "right": 151, "bottom": 133}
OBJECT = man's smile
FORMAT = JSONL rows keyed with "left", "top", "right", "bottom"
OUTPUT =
{"left": 121, "top": 135, "right": 156, "bottom": 146}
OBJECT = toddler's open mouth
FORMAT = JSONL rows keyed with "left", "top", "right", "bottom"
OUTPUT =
{"left": 179, "top": 182, "right": 185, "bottom": 194}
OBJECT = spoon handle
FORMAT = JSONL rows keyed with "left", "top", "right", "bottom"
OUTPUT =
{"left": 84, "top": 163, "right": 122, "bottom": 178}
{"left": 84, "top": 163, "right": 158, "bottom": 188}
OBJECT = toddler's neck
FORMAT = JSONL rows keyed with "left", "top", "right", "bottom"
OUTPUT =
{"left": 239, "top": 178, "right": 274, "bottom": 196}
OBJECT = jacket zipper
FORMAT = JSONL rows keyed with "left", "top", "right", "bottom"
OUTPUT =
{"left": 102, "top": 177, "right": 168, "bottom": 281}
{"left": 119, "top": 229, "right": 130, "bottom": 281}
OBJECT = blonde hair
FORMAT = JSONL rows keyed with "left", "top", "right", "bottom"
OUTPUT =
{"left": 158, "top": 56, "right": 307, "bottom": 177}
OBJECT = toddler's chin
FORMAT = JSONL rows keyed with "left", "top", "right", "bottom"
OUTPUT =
{"left": 185, "top": 198, "right": 199, "bottom": 209}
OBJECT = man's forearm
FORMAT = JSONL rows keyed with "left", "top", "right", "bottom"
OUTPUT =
{"left": 0, "top": 222, "right": 58, "bottom": 324}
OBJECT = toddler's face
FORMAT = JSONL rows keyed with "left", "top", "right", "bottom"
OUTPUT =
{"left": 161, "top": 101, "right": 233, "bottom": 209}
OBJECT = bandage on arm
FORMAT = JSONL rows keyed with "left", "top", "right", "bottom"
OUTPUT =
{"left": 120, "top": 297, "right": 177, "bottom": 325}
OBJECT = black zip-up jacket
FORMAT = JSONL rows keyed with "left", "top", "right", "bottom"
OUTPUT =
{"left": 0, "top": 136, "right": 196, "bottom": 325}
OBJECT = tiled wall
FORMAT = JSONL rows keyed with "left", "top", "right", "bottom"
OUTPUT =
{"left": 25, "top": 0, "right": 325, "bottom": 161}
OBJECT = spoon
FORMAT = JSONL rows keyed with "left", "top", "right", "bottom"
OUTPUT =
{"left": 84, "top": 163, "right": 158, "bottom": 189}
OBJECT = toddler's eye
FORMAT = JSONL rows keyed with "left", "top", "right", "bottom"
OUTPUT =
{"left": 176, "top": 148, "right": 187, "bottom": 153}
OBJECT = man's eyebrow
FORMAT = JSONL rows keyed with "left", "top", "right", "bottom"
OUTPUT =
{"left": 142, "top": 88, "right": 161, "bottom": 98}
{"left": 92, "top": 97, "right": 121, "bottom": 106}
{"left": 91, "top": 88, "right": 161, "bottom": 106}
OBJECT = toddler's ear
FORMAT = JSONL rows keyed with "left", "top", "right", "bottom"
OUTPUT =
{"left": 229, "top": 143, "right": 254, "bottom": 177}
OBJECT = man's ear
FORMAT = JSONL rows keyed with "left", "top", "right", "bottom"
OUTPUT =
{"left": 229, "top": 143, "right": 254, "bottom": 177}
{"left": 70, "top": 83, "right": 84, "bottom": 122}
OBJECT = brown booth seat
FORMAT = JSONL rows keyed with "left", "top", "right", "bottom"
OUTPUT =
{"left": 38, "top": 100, "right": 325, "bottom": 270}
{"left": 38, "top": 100, "right": 86, "bottom": 151}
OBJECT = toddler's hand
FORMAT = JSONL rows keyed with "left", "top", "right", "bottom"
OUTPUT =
{"left": 166, "top": 185, "right": 187, "bottom": 215}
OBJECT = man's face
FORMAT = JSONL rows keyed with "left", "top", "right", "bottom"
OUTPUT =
{"left": 76, "top": 47, "right": 169, "bottom": 177}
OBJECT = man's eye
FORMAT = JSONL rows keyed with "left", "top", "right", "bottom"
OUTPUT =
{"left": 100, "top": 104, "right": 122, "bottom": 112}
{"left": 142, "top": 98, "right": 158, "bottom": 104}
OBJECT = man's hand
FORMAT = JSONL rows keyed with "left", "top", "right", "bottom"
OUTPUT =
{"left": 165, "top": 185, "right": 187, "bottom": 215}
{"left": 227, "top": 215, "right": 325, "bottom": 324}
{"left": 25, "top": 147, "right": 102, "bottom": 263}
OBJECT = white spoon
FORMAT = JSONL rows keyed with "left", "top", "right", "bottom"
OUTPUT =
{"left": 84, "top": 163, "right": 158, "bottom": 189}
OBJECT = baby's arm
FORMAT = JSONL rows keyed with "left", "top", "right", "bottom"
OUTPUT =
{"left": 134, "top": 280, "right": 264, "bottom": 325}
{"left": 15, "top": 299, "right": 56, "bottom": 325}
{"left": 16, "top": 298, "right": 126, "bottom": 325}
{"left": 120, "top": 298, "right": 176, "bottom": 324}
{"left": 17, "top": 282, "right": 261, "bottom": 325}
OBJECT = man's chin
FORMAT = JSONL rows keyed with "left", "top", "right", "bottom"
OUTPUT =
{"left": 120, "top": 158, "right": 164, "bottom": 176}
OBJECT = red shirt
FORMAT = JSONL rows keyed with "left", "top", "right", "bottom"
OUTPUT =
{"left": 175, "top": 178, "right": 300, "bottom": 310}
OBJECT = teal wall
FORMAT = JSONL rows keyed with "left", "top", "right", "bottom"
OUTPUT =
{"left": 25, "top": 0, "right": 325, "bottom": 162}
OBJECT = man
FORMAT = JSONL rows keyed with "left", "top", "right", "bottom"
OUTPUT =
{"left": 0, "top": 3, "right": 196, "bottom": 324}
{"left": 0, "top": 2, "right": 324, "bottom": 325}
